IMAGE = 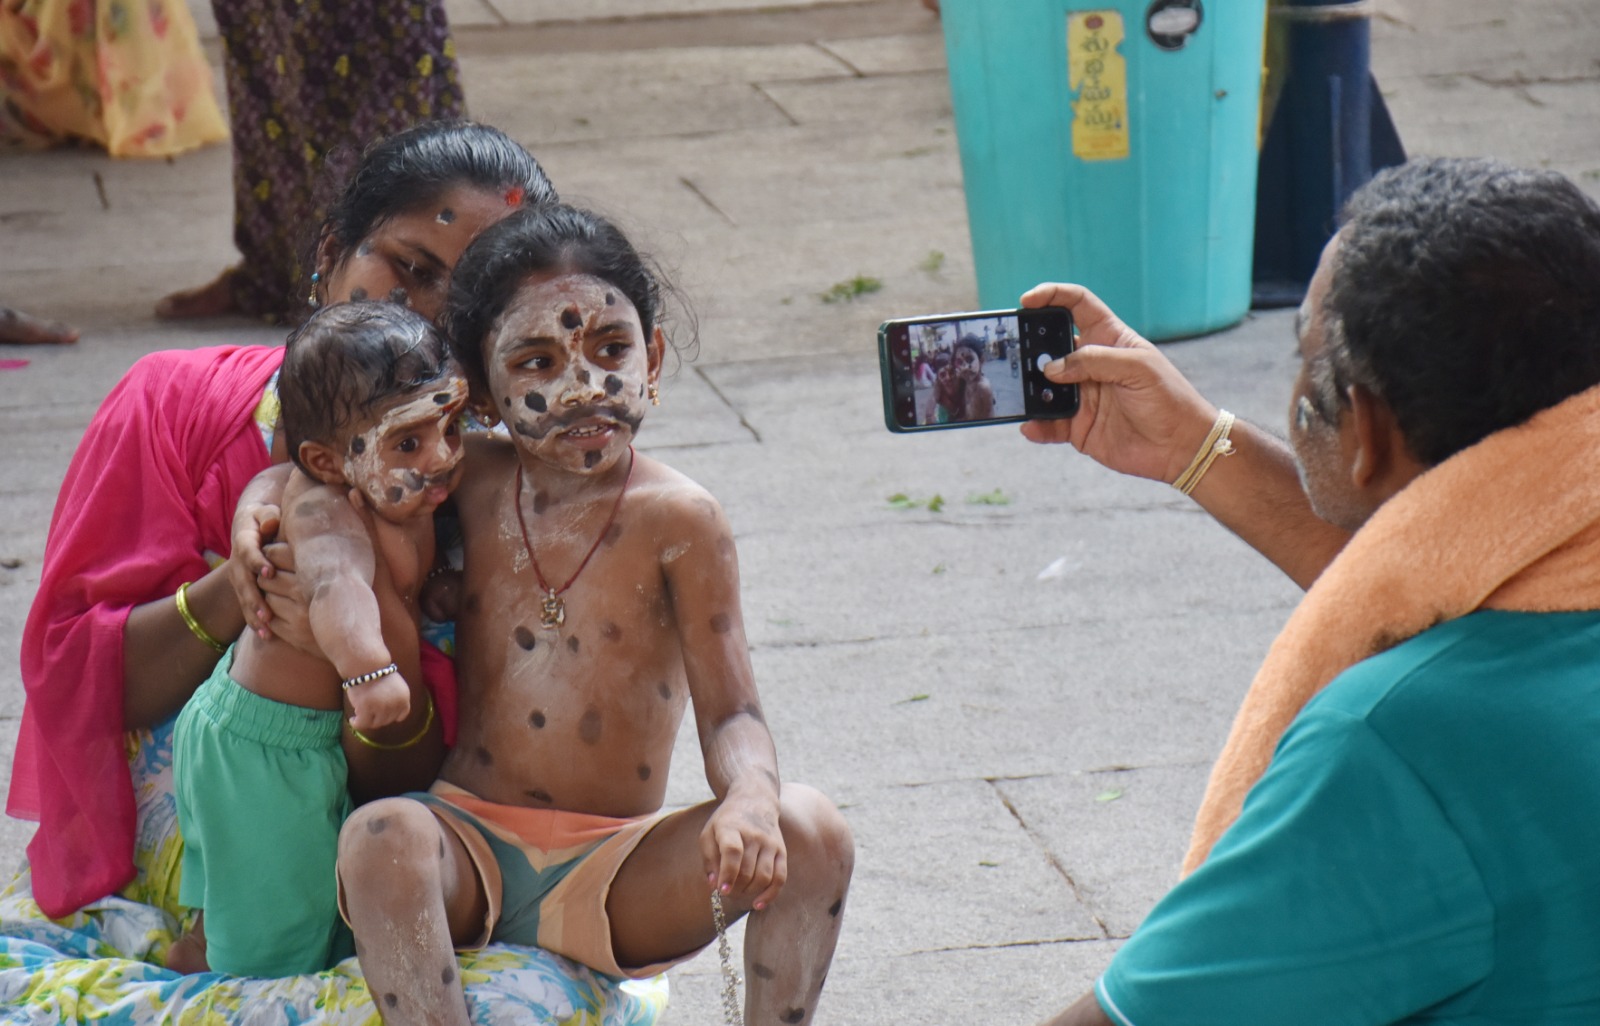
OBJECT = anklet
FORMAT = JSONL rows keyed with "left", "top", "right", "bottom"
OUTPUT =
{"left": 341, "top": 663, "right": 398, "bottom": 691}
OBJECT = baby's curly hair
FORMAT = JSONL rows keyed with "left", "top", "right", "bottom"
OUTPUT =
{"left": 281, "top": 302, "right": 454, "bottom": 473}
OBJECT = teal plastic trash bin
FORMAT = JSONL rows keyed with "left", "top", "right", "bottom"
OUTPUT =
{"left": 940, "top": 0, "right": 1267, "bottom": 341}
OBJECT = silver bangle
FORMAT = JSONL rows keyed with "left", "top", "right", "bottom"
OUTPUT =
{"left": 341, "top": 663, "right": 398, "bottom": 691}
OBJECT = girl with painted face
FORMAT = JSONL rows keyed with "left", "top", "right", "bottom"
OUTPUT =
{"left": 331, "top": 204, "right": 853, "bottom": 1026}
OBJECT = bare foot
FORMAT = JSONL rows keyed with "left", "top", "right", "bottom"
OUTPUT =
{"left": 166, "top": 913, "right": 210, "bottom": 974}
{"left": 155, "top": 268, "right": 238, "bottom": 320}
{"left": 0, "top": 307, "right": 78, "bottom": 345}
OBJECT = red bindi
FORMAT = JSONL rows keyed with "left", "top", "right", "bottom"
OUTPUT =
{"left": 505, "top": 186, "right": 525, "bottom": 207}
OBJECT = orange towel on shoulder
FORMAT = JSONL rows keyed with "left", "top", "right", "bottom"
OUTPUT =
{"left": 1185, "top": 382, "right": 1600, "bottom": 874}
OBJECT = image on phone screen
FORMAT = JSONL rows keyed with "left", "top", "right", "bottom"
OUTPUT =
{"left": 908, "top": 314, "right": 1024, "bottom": 427}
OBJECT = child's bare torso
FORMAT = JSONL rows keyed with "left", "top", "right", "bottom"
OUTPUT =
{"left": 447, "top": 439, "right": 735, "bottom": 818}
{"left": 231, "top": 470, "right": 432, "bottom": 709}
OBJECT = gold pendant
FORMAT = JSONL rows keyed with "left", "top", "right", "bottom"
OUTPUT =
{"left": 540, "top": 591, "right": 566, "bottom": 629}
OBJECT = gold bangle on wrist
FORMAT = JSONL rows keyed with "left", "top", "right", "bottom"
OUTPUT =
{"left": 175, "top": 581, "right": 228, "bottom": 654}
{"left": 1172, "top": 409, "right": 1237, "bottom": 497}
{"left": 349, "top": 692, "right": 436, "bottom": 751}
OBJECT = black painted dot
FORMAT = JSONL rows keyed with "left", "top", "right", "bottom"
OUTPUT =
{"left": 567, "top": 636, "right": 580, "bottom": 654}
{"left": 638, "top": 383, "right": 646, "bottom": 398}
{"left": 561, "top": 307, "right": 582, "bottom": 330}
{"left": 404, "top": 469, "right": 425, "bottom": 490}
{"left": 441, "top": 966, "right": 455, "bottom": 984}
{"left": 604, "top": 374, "right": 624, "bottom": 396}
{"left": 828, "top": 898, "right": 842, "bottom": 917}
{"left": 710, "top": 612, "right": 733, "bottom": 634}
{"left": 584, "top": 450, "right": 601, "bottom": 469}
{"left": 603, "top": 522, "right": 623, "bottom": 546}
{"left": 524, "top": 391, "right": 547, "bottom": 412}
{"left": 388, "top": 486, "right": 405, "bottom": 504}
{"left": 579, "top": 708, "right": 602, "bottom": 744}
{"left": 503, "top": 396, "right": 512, "bottom": 407}
{"left": 514, "top": 626, "right": 537, "bottom": 651}
{"left": 527, "top": 788, "right": 553, "bottom": 803}
{"left": 657, "top": 681, "right": 672, "bottom": 700}
{"left": 530, "top": 710, "right": 546, "bottom": 728}
{"left": 780, "top": 1009, "right": 805, "bottom": 1024}
{"left": 367, "top": 816, "right": 390, "bottom": 834}
{"left": 601, "top": 621, "right": 622, "bottom": 642}
{"left": 532, "top": 492, "right": 549, "bottom": 515}
{"left": 475, "top": 745, "right": 493, "bottom": 765}
{"left": 350, "top": 436, "right": 365, "bottom": 454}
{"left": 605, "top": 292, "right": 616, "bottom": 306}
{"left": 437, "top": 207, "right": 456, "bottom": 224}
{"left": 350, "top": 287, "right": 368, "bottom": 301}
{"left": 637, "top": 764, "right": 651, "bottom": 781}
{"left": 384, "top": 994, "right": 399, "bottom": 1009}
{"left": 433, "top": 392, "right": 451, "bottom": 405}
{"left": 576, "top": 368, "right": 591, "bottom": 385}
{"left": 464, "top": 593, "right": 482, "bottom": 614}
{"left": 388, "top": 287, "right": 408, "bottom": 305}
{"left": 752, "top": 963, "right": 776, "bottom": 980}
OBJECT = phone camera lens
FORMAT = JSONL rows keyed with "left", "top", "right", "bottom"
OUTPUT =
{"left": 1042, "top": 387, "right": 1055, "bottom": 403}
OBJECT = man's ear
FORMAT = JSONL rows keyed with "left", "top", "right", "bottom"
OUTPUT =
{"left": 647, "top": 325, "right": 666, "bottom": 384}
{"left": 297, "top": 439, "right": 348, "bottom": 487}
{"left": 1347, "top": 383, "right": 1424, "bottom": 496}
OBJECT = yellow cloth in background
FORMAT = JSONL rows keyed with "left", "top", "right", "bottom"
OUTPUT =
{"left": 1, "top": 0, "right": 227, "bottom": 157}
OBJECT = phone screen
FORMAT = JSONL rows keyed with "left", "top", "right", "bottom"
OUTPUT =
{"left": 879, "top": 307, "right": 1076, "bottom": 432}
{"left": 906, "top": 314, "right": 1024, "bottom": 426}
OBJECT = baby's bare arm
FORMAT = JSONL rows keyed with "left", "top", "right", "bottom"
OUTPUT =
{"left": 284, "top": 485, "right": 395, "bottom": 683}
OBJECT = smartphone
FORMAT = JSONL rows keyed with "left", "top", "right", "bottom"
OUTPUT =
{"left": 878, "top": 307, "right": 1077, "bottom": 432}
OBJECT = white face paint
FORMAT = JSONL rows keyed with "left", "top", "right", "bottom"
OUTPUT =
{"left": 483, "top": 273, "right": 659, "bottom": 476}
{"left": 341, "top": 373, "right": 469, "bottom": 522}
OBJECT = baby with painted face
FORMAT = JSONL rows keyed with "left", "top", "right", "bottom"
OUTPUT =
{"left": 170, "top": 302, "right": 468, "bottom": 978}
{"left": 334, "top": 205, "right": 853, "bottom": 1026}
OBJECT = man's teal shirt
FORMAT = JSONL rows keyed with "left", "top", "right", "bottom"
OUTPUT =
{"left": 1099, "top": 609, "right": 1600, "bottom": 1026}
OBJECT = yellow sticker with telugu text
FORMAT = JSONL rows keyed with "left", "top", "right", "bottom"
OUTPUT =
{"left": 1068, "top": 10, "right": 1130, "bottom": 161}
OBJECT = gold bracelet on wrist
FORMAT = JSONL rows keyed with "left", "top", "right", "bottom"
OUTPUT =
{"left": 1172, "top": 409, "right": 1237, "bottom": 497}
{"left": 349, "top": 692, "right": 436, "bottom": 751}
{"left": 175, "top": 581, "right": 228, "bottom": 654}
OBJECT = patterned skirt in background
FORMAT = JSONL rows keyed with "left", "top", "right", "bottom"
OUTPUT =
{"left": 212, "top": 0, "right": 466, "bottom": 321}
{"left": 0, "top": 0, "right": 229, "bottom": 157}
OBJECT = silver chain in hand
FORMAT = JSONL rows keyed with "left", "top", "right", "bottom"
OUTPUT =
{"left": 711, "top": 891, "right": 744, "bottom": 1026}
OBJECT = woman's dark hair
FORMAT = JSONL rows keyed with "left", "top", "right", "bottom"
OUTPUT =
{"left": 444, "top": 204, "right": 689, "bottom": 390}
{"left": 319, "top": 120, "right": 557, "bottom": 268}
{"left": 280, "top": 302, "right": 454, "bottom": 473}
{"left": 1320, "top": 157, "right": 1600, "bottom": 465}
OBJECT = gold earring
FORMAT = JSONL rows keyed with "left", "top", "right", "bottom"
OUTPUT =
{"left": 648, "top": 383, "right": 660, "bottom": 406}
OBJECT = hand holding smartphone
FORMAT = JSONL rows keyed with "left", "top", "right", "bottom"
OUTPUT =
{"left": 878, "top": 307, "right": 1078, "bottom": 432}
